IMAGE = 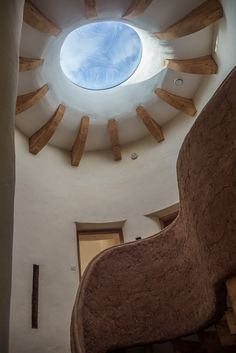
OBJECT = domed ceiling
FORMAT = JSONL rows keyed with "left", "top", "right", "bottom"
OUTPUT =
{"left": 17, "top": 0, "right": 222, "bottom": 166}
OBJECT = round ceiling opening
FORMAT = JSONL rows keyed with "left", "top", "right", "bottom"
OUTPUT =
{"left": 60, "top": 21, "right": 142, "bottom": 90}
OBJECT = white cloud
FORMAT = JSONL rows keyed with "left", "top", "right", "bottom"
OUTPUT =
{"left": 60, "top": 21, "right": 142, "bottom": 89}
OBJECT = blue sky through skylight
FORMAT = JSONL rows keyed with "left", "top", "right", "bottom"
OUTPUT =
{"left": 60, "top": 21, "right": 142, "bottom": 90}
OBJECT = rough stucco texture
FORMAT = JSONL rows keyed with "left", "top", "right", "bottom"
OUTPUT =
{"left": 71, "top": 67, "right": 236, "bottom": 353}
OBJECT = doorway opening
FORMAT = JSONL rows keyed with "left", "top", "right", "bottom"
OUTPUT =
{"left": 77, "top": 229, "right": 123, "bottom": 278}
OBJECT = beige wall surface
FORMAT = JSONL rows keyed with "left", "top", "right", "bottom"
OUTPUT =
{"left": 10, "top": 124, "right": 181, "bottom": 353}
{"left": 79, "top": 234, "right": 121, "bottom": 275}
{"left": 195, "top": 0, "right": 236, "bottom": 111}
{"left": 9, "top": 1, "right": 236, "bottom": 353}
{"left": 0, "top": 1, "right": 24, "bottom": 352}
{"left": 7, "top": 108, "right": 212, "bottom": 353}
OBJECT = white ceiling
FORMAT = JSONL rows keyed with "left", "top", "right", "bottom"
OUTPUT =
{"left": 17, "top": 0, "right": 214, "bottom": 151}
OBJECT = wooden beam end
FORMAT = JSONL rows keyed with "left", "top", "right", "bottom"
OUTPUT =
{"left": 16, "top": 84, "right": 49, "bottom": 115}
{"left": 19, "top": 57, "right": 44, "bottom": 72}
{"left": 85, "top": 0, "right": 97, "bottom": 19}
{"left": 29, "top": 103, "right": 65, "bottom": 155}
{"left": 71, "top": 116, "right": 90, "bottom": 167}
{"left": 136, "top": 106, "right": 164, "bottom": 143}
{"left": 29, "top": 137, "right": 39, "bottom": 155}
{"left": 123, "top": 0, "right": 153, "bottom": 19}
{"left": 155, "top": 88, "right": 197, "bottom": 117}
{"left": 107, "top": 119, "right": 122, "bottom": 161}
{"left": 71, "top": 157, "right": 80, "bottom": 167}
{"left": 24, "top": 0, "right": 61, "bottom": 36}
{"left": 156, "top": 0, "right": 223, "bottom": 40}
{"left": 165, "top": 56, "right": 218, "bottom": 75}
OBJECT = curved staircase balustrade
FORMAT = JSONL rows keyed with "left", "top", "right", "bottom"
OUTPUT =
{"left": 71, "top": 66, "right": 236, "bottom": 353}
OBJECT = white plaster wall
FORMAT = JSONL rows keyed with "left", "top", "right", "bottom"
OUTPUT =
{"left": 10, "top": 116, "right": 187, "bottom": 353}
{"left": 194, "top": 0, "right": 236, "bottom": 110}
{"left": 0, "top": 1, "right": 24, "bottom": 352}
{"left": 10, "top": 1, "right": 236, "bottom": 353}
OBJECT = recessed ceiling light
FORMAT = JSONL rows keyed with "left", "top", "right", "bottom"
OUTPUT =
{"left": 131, "top": 153, "right": 138, "bottom": 160}
{"left": 174, "top": 78, "right": 184, "bottom": 86}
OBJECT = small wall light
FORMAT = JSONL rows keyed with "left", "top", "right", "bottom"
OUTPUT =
{"left": 174, "top": 78, "right": 184, "bottom": 86}
{"left": 131, "top": 152, "right": 138, "bottom": 160}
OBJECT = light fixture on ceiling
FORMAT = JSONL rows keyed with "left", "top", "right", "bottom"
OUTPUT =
{"left": 174, "top": 78, "right": 184, "bottom": 87}
{"left": 131, "top": 153, "right": 138, "bottom": 160}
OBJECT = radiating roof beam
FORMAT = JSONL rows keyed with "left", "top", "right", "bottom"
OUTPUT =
{"left": 136, "top": 106, "right": 164, "bottom": 143}
{"left": 155, "top": 88, "right": 197, "bottom": 117}
{"left": 24, "top": 0, "right": 61, "bottom": 36}
{"left": 123, "top": 0, "right": 153, "bottom": 19}
{"left": 107, "top": 119, "right": 122, "bottom": 161}
{"left": 29, "top": 104, "right": 65, "bottom": 155}
{"left": 84, "top": 0, "right": 97, "bottom": 19}
{"left": 19, "top": 57, "right": 44, "bottom": 72}
{"left": 71, "top": 116, "right": 90, "bottom": 167}
{"left": 156, "top": 0, "right": 223, "bottom": 40}
{"left": 16, "top": 84, "right": 49, "bottom": 115}
{"left": 165, "top": 55, "right": 218, "bottom": 75}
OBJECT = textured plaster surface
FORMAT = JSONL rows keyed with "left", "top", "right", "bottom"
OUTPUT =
{"left": 71, "top": 67, "right": 236, "bottom": 353}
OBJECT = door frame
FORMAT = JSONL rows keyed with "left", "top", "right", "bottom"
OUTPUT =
{"left": 76, "top": 228, "right": 124, "bottom": 279}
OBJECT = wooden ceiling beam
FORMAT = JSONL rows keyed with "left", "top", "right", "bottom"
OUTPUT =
{"left": 71, "top": 116, "right": 90, "bottom": 167}
{"left": 19, "top": 57, "right": 44, "bottom": 72}
{"left": 123, "top": 0, "right": 153, "bottom": 19}
{"left": 16, "top": 84, "right": 49, "bottom": 115}
{"left": 29, "top": 104, "right": 65, "bottom": 155}
{"left": 165, "top": 55, "right": 218, "bottom": 75}
{"left": 156, "top": 0, "right": 223, "bottom": 40}
{"left": 136, "top": 106, "right": 164, "bottom": 143}
{"left": 155, "top": 88, "right": 197, "bottom": 116}
{"left": 84, "top": 0, "right": 97, "bottom": 19}
{"left": 107, "top": 119, "right": 122, "bottom": 161}
{"left": 24, "top": 0, "right": 61, "bottom": 36}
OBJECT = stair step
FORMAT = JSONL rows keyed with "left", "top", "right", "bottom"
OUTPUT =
{"left": 216, "top": 317, "right": 236, "bottom": 347}
{"left": 225, "top": 309, "right": 236, "bottom": 335}
{"left": 172, "top": 338, "right": 202, "bottom": 353}
{"left": 199, "top": 330, "right": 221, "bottom": 352}
{"left": 226, "top": 276, "right": 236, "bottom": 316}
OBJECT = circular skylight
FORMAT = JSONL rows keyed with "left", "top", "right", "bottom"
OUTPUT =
{"left": 60, "top": 21, "right": 142, "bottom": 90}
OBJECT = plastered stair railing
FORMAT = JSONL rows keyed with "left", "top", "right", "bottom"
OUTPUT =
{"left": 114, "top": 305, "right": 236, "bottom": 353}
{"left": 71, "top": 66, "right": 236, "bottom": 353}
{"left": 114, "top": 323, "right": 236, "bottom": 353}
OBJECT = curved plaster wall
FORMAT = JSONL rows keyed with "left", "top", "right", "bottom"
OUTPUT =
{"left": 10, "top": 1, "right": 236, "bottom": 353}
{"left": 17, "top": 0, "right": 212, "bottom": 151}
{"left": 0, "top": 1, "right": 24, "bottom": 352}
